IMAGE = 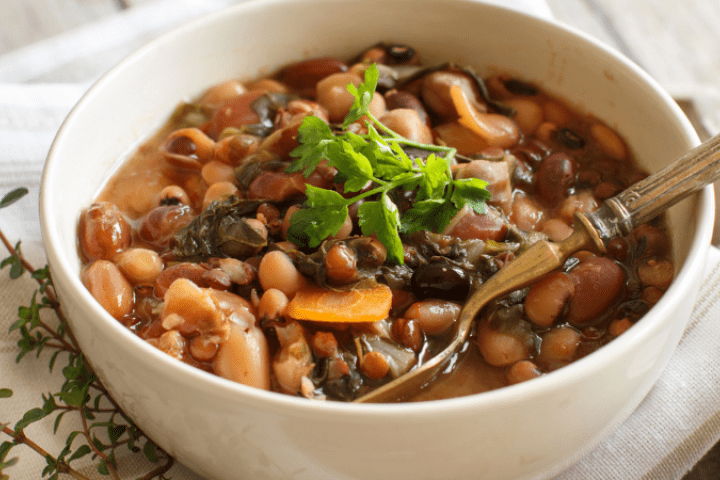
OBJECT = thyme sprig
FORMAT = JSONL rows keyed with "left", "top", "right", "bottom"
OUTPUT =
{"left": 0, "top": 187, "right": 173, "bottom": 480}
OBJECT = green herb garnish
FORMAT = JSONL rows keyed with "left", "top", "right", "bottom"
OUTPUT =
{"left": 286, "top": 64, "right": 491, "bottom": 264}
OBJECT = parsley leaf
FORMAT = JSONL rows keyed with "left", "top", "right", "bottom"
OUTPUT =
{"left": 286, "top": 63, "right": 491, "bottom": 263}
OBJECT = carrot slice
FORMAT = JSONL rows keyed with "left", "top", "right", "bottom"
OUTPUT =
{"left": 285, "top": 283, "right": 392, "bottom": 323}
{"left": 449, "top": 84, "right": 519, "bottom": 149}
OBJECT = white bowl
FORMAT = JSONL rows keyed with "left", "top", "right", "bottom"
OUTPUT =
{"left": 40, "top": 0, "right": 714, "bottom": 479}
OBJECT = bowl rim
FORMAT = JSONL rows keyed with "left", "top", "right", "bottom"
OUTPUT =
{"left": 39, "top": 0, "right": 714, "bottom": 419}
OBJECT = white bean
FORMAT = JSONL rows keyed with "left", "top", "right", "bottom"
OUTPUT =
{"left": 213, "top": 322, "right": 271, "bottom": 390}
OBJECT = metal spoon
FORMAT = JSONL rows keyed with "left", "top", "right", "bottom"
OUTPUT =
{"left": 355, "top": 132, "right": 720, "bottom": 403}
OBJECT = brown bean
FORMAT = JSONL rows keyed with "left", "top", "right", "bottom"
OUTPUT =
{"left": 506, "top": 360, "right": 542, "bottom": 385}
{"left": 213, "top": 134, "right": 261, "bottom": 165}
{"left": 78, "top": 202, "right": 132, "bottom": 262}
{"left": 379, "top": 108, "right": 433, "bottom": 144}
{"left": 154, "top": 263, "right": 208, "bottom": 298}
{"left": 535, "top": 152, "right": 576, "bottom": 206}
{"left": 540, "top": 218, "right": 573, "bottom": 242}
{"left": 421, "top": 71, "right": 482, "bottom": 121}
{"left": 207, "top": 90, "right": 266, "bottom": 138}
{"left": 524, "top": 272, "right": 575, "bottom": 328}
{"left": 203, "top": 181, "right": 239, "bottom": 209}
{"left": 160, "top": 128, "right": 216, "bottom": 169}
{"left": 311, "top": 331, "right": 339, "bottom": 358}
{"left": 278, "top": 57, "right": 348, "bottom": 93}
{"left": 403, "top": 299, "right": 461, "bottom": 336}
{"left": 477, "top": 321, "right": 531, "bottom": 367}
{"left": 198, "top": 80, "right": 246, "bottom": 109}
{"left": 503, "top": 98, "right": 543, "bottom": 135}
{"left": 361, "top": 351, "right": 390, "bottom": 380}
{"left": 201, "top": 160, "right": 236, "bottom": 186}
{"left": 537, "top": 326, "right": 581, "bottom": 366}
{"left": 325, "top": 243, "right": 359, "bottom": 285}
{"left": 632, "top": 224, "right": 671, "bottom": 258}
{"left": 510, "top": 193, "right": 545, "bottom": 231}
{"left": 642, "top": 286, "right": 664, "bottom": 305}
{"left": 82, "top": 260, "right": 134, "bottom": 320}
{"left": 392, "top": 317, "right": 423, "bottom": 352}
{"left": 315, "top": 72, "right": 364, "bottom": 123}
{"left": 567, "top": 256, "right": 625, "bottom": 326}
{"left": 247, "top": 171, "right": 306, "bottom": 202}
{"left": 590, "top": 122, "right": 628, "bottom": 161}
{"left": 384, "top": 90, "right": 429, "bottom": 125}
{"left": 637, "top": 258, "right": 674, "bottom": 290}
{"left": 139, "top": 204, "right": 194, "bottom": 249}
{"left": 608, "top": 317, "right": 633, "bottom": 337}
{"left": 113, "top": 248, "right": 164, "bottom": 286}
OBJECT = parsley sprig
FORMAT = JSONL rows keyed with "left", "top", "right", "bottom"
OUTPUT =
{"left": 286, "top": 63, "right": 491, "bottom": 264}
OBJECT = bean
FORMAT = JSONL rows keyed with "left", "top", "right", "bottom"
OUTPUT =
{"left": 203, "top": 181, "right": 239, "bottom": 209}
{"left": 607, "top": 237, "right": 629, "bottom": 262}
{"left": 391, "top": 317, "right": 423, "bottom": 352}
{"left": 201, "top": 160, "right": 236, "bottom": 186}
{"left": 524, "top": 272, "right": 575, "bottom": 328}
{"left": 443, "top": 204, "right": 507, "bottom": 242}
{"left": 410, "top": 259, "right": 470, "bottom": 301}
{"left": 149, "top": 330, "right": 186, "bottom": 360}
{"left": 278, "top": 57, "right": 348, "bottom": 93}
{"left": 161, "top": 127, "right": 216, "bottom": 169}
{"left": 213, "top": 134, "right": 261, "bottom": 165}
{"left": 403, "top": 299, "right": 461, "bottom": 336}
{"left": 113, "top": 248, "right": 164, "bottom": 286}
{"left": 476, "top": 320, "right": 531, "bottom": 367}
{"left": 642, "top": 286, "right": 664, "bottom": 305}
{"left": 510, "top": 193, "right": 545, "bottom": 231}
{"left": 139, "top": 204, "right": 194, "bottom": 249}
{"left": 281, "top": 205, "right": 303, "bottom": 239}
{"left": 535, "top": 152, "right": 576, "bottom": 206}
{"left": 325, "top": 243, "right": 359, "bottom": 285}
{"left": 247, "top": 171, "right": 306, "bottom": 202}
{"left": 82, "top": 260, "right": 134, "bottom": 320}
{"left": 378, "top": 109, "right": 433, "bottom": 144}
{"left": 316, "top": 72, "right": 385, "bottom": 123}
{"left": 311, "top": 331, "right": 339, "bottom": 358}
{"left": 608, "top": 317, "right": 633, "bottom": 337}
{"left": 503, "top": 98, "right": 543, "bottom": 135}
{"left": 632, "top": 224, "right": 671, "bottom": 258}
{"left": 540, "top": 218, "right": 573, "bottom": 242}
{"left": 361, "top": 351, "right": 390, "bottom": 380}
{"left": 244, "top": 78, "right": 289, "bottom": 94}
{"left": 593, "top": 180, "right": 622, "bottom": 200}
{"left": 537, "top": 326, "right": 581, "bottom": 365}
{"left": 161, "top": 278, "right": 226, "bottom": 336}
{"left": 198, "top": 80, "right": 246, "bottom": 108}
{"left": 542, "top": 101, "right": 572, "bottom": 125}
{"left": 258, "top": 250, "right": 306, "bottom": 298}
{"left": 506, "top": 360, "right": 542, "bottom": 385}
{"left": 189, "top": 335, "right": 220, "bottom": 362}
{"left": 331, "top": 214, "right": 354, "bottom": 240}
{"left": 256, "top": 203, "right": 281, "bottom": 224}
{"left": 567, "top": 256, "right": 625, "bottom": 326}
{"left": 590, "top": 122, "right": 628, "bottom": 161}
{"left": 384, "top": 90, "right": 429, "bottom": 125}
{"left": 434, "top": 121, "right": 490, "bottom": 156}
{"left": 637, "top": 258, "right": 674, "bottom": 290}
{"left": 213, "top": 322, "right": 271, "bottom": 390}
{"left": 154, "top": 262, "right": 208, "bottom": 298}
{"left": 208, "top": 90, "right": 266, "bottom": 137}
{"left": 78, "top": 202, "right": 132, "bottom": 261}
{"left": 257, "top": 288, "right": 289, "bottom": 320}
{"left": 206, "top": 257, "right": 255, "bottom": 285}
{"left": 258, "top": 119, "right": 304, "bottom": 160}
{"left": 421, "top": 71, "right": 482, "bottom": 121}
{"left": 279, "top": 99, "right": 330, "bottom": 127}
{"left": 153, "top": 185, "right": 191, "bottom": 208}
{"left": 556, "top": 191, "right": 599, "bottom": 224}
{"left": 534, "top": 121, "right": 558, "bottom": 143}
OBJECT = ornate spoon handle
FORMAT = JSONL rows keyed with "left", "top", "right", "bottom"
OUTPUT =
{"left": 586, "top": 133, "right": 720, "bottom": 242}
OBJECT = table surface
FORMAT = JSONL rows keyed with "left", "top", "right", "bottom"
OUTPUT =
{"left": 1, "top": 0, "right": 719, "bottom": 479}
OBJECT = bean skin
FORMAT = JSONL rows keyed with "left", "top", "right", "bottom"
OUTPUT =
{"left": 567, "top": 256, "right": 625, "bottom": 326}
{"left": 78, "top": 202, "right": 132, "bottom": 261}
{"left": 82, "top": 260, "right": 134, "bottom": 320}
{"left": 524, "top": 272, "right": 575, "bottom": 328}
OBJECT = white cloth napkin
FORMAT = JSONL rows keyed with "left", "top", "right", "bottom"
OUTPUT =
{"left": 0, "top": 0, "right": 717, "bottom": 479}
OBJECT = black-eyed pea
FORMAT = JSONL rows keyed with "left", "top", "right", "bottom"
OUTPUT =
{"left": 537, "top": 326, "right": 581, "bottom": 366}
{"left": 160, "top": 127, "right": 216, "bottom": 169}
{"left": 82, "top": 260, "right": 134, "bottom": 320}
{"left": 213, "top": 323, "right": 271, "bottom": 390}
{"left": 540, "top": 218, "right": 573, "bottom": 242}
{"left": 567, "top": 256, "right": 625, "bottom": 326}
{"left": 257, "top": 288, "right": 289, "bottom": 320}
{"left": 361, "top": 351, "right": 390, "bottom": 380}
{"left": 202, "top": 181, "right": 239, "bottom": 209}
{"left": 637, "top": 258, "right": 674, "bottom": 290}
{"left": 404, "top": 299, "right": 461, "bottom": 336}
{"left": 78, "top": 202, "right": 132, "bottom": 261}
{"left": 378, "top": 109, "right": 433, "bottom": 144}
{"left": 524, "top": 272, "right": 575, "bottom": 328}
{"left": 153, "top": 185, "right": 191, "bottom": 208}
{"left": 201, "top": 160, "right": 236, "bottom": 186}
{"left": 477, "top": 320, "right": 532, "bottom": 367}
{"left": 590, "top": 123, "right": 628, "bottom": 161}
{"left": 257, "top": 250, "right": 306, "bottom": 299}
{"left": 506, "top": 360, "right": 542, "bottom": 385}
{"left": 113, "top": 248, "right": 164, "bottom": 286}
{"left": 503, "top": 98, "right": 543, "bottom": 135}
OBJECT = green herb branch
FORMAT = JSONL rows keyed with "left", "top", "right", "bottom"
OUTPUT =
{"left": 286, "top": 63, "right": 491, "bottom": 264}
{"left": 0, "top": 188, "right": 173, "bottom": 480}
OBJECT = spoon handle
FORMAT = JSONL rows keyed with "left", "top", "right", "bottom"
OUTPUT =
{"left": 586, "top": 132, "right": 720, "bottom": 242}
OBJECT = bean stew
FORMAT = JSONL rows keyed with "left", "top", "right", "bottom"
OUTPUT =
{"left": 77, "top": 43, "right": 674, "bottom": 402}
